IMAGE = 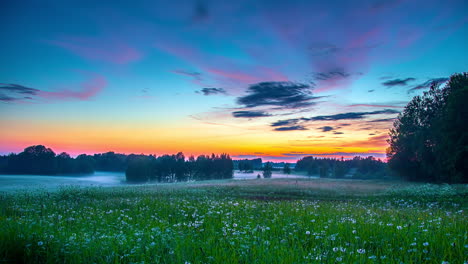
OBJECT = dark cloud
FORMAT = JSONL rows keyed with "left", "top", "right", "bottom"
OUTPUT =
{"left": 382, "top": 78, "right": 416, "bottom": 87}
{"left": 1, "top": 74, "right": 106, "bottom": 103}
{"left": 333, "top": 131, "right": 344, "bottom": 134}
{"left": 313, "top": 70, "right": 350, "bottom": 81}
{"left": 274, "top": 125, "right": 308, "bottom": 131}
{"left": 369, "top": 118, "right": 396, "bottom": 122}
{"left": 368, "top": 89, "right": 375, "bottom": 93}
{"left": 0, "top": 83, "right": 39, "bottom": 95}
{"left": 0, "top": 83, "right": 40, "bottom": 102}
{"left": 408, "top": 77, "right": 449, "bottom": 93}
{"left": 318, "top": 126, "right": 334, "bottom": 132}
{"left": 269, "top": 110, "right": 397, "bottom": 131}
{"left": 0, "top": 94, "right": 17, "bottom": 102}
{"left": 308, "top": 109, "right": 399, "bottom": 121}
{"left": 232, "top": 110, "right": 270, "bottom": 118}
{"left": 270, "top": 118, "right": 300, "bottom": 127}
{"left": 237, "top": 81, "right": 317, "bottom": 109}
{"left": 199, "top": 87, "right": 226, "bottom": 96}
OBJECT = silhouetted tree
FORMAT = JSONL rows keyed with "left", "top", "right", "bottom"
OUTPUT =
{"left": 283, "top": 163, "right": 291, "bottom": 174}
{"left": 263, "top": 162, "right": 273, "bottom": 178}
{"left": 387, "top": 72, "right": 467, "bottom": 183}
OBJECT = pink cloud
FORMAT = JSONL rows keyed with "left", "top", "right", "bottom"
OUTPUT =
{"left": 39, "top": 73, "right": 107, "bottom": 101}
{"left": 158, "top": 41, "right": 289, "bottom": 89}
{"left": 49, "top": 36, "right": 142, "bottom": 64}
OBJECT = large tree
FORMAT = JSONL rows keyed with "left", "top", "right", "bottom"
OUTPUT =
{"left": 387, "top": 73, "right": 467, "bottom": 183}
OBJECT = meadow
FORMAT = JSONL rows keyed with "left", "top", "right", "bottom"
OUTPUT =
{"left": 0, "top": 178, "right": 467, "bottom": 263}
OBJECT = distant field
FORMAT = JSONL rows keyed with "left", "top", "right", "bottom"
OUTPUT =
{"left": 1, "top": 178, "right": 467, "bottom": 263}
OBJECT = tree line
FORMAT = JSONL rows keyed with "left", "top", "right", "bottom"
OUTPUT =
{"left": 0, "top": 146, "right": 233, "bottom": 183}
{"left": 125, "top": 153, "right": 233, "bottom": 182}
{"left": 295, "top": 156, "right": 389, "bottom": 179}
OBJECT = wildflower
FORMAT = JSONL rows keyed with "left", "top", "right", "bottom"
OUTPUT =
{"left": 336, "top": 257, "right": 342, "bottom": 262}
{"left": 357, "top": 249, "right": 366, "bottom": 254}
{"left": 305, "top": 231, "right": 311, "bottom": 235}
{"left": 233, "top": 223, "right": 237, "bottom": 228}
{"left": 441, "top": 261, "right": 449, "bottom": 264}
{"left": 397, "top": 226, "right": 402, "bottom": 230}
{"left": 333, "top": 247, "right": 338, "bottom": 252}
{"left": 37, "top": 241, "right": 43, "bottom": 246}
{"left": 423, "top": 242, "right": 429, "bottom": 246}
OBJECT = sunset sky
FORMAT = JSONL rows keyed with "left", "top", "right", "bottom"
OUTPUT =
{"left": 1, "top": 0, "right": 467, "bottom": 161}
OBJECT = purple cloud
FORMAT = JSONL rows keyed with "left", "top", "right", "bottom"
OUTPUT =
{"left": 1, "top": 73, "right": 107, "bottom": 103}
{"left": 48, "top": 36, "right": 142, "bottom": 64}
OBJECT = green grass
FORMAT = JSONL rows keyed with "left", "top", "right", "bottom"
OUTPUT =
{"left": 0, "top": 179, "right": 467, "bottom": 263}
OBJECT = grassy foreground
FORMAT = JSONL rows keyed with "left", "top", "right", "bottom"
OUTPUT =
{"left": 0, "top": 178, "right": 467, "bottom": 263}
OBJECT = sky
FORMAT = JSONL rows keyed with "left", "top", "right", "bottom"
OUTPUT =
{"left": 0, "top": 0, "right": 467, "bottom": 162}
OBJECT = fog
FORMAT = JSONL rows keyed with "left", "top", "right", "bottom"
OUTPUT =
{"left": 0, "top": 171, "right": 313, "bottom": 192}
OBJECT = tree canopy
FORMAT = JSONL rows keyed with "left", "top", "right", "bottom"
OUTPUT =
{"left": 387, "top": 72, "right": 467, "bottom": 183}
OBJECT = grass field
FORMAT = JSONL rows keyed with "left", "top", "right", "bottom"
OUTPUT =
{"left": 1, "top": 178, "right": 467, "bottom": 263}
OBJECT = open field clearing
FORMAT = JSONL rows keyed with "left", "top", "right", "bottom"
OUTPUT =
{"left": 1, "top": 178, "right": 467, "bottom": 263}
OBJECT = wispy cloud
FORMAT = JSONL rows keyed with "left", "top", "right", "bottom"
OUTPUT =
{"left": 318, "top": 126, "right": 334, "bottom": 132}
{"left": 48, "top": 36, "right": 142, "bottom": 64}
{"left": 382, "top": 77, "right": 416, "bottom": 87}
{"left": 198, "top": 88, "right": 227, "bottom": 96}
{"left": 274, "top": 125, "right": 308, "bottom": 131}
{"left": 232, "top": 110, "right": 270, "bottom": 118}
{"left": 236, "top": 82, "right": 318, "bottom": 109}
{"left": 271, "top": 119, "right": 301, "bottom": 127}
{"left": 307, "top": 109, "right": 399, "bottom": 121}
{"left": 0, "top": 73, "right": 107, "bottom": 103}
{"left": 408, "top": 77, "right": 449, "bottom": 93}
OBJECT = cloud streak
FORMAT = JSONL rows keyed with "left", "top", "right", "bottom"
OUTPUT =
{"left": 198, "top": 88, "right": 227, "bottom": 96}
{"left": 0, "top": 73, "right": 107, "bottom": 103}
{"left": 408, "top": 77, "right": 449, "bottom": 93}
{"left": 48, "top": 36, "right": 142, "bottom": 64}
{"left": 236, "top": 82, "right": 317, "bottom": 109}
{"left": 232, "top": 111, "right": 270, "bottom": 118}
{"left": 274, "top": 125, "right": 308, "bottom": 131}
{"left": 382, "top": 77, "right": 416, "bottom": 87}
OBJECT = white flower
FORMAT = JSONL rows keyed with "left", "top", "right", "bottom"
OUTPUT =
{"left": 233, "top": 223, "right": 237, "bottom": 227}
{"left": 305, "top": 231, "right": 311, "bottom": 235}
{"left": 441, "top": 261, "right": 449, "bottom": 264}
{"left": 37, "top": 241, "right": 43, "bottom": 246}
{"left": 336, "top": 257, "right": 342, "bottom": 262}
{"left": 333, "top": 247, "right": 338, "bottom": 252}
{"left": 357, "top": 249, "right": 366, "bottom": 254}
{"left": 423, "top": 242, "right": 429, "bottom": 246}
{"left": 397, "top": 226, "right": 402, "bottom": 230}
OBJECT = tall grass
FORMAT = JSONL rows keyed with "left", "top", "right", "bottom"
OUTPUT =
{"left": 0, "top": 180, "right": 466, "bottom": 263}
